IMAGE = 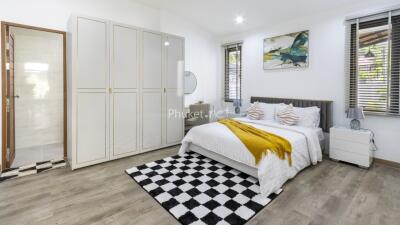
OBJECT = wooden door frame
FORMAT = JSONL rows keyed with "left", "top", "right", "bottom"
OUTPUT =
{"left": 1, "top": 21, "right": 67, "bottom": 171}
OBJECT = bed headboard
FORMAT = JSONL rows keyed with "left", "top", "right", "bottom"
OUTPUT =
{"left": 250, "top": 97, "right": 333, "bottom": 133}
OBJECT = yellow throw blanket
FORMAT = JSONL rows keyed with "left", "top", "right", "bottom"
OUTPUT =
{"left": 218, "top": 119, "right": 292, "bottom": 166}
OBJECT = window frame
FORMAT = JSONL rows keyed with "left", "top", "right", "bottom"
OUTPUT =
{"left": 223, "top": 43, "right": 242, "bottom": 103}
{"left": 347, "top": 12, "right": 400, "bottom": 116}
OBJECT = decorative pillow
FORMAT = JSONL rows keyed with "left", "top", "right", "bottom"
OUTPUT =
{"left": 294, "top": 106, "right": 320, "bottom": 128}
{"left": 246, "top": 102, "right": 264, "bottom": 120}
{"left": 274, "top": 103, "right": 288, "bottom": 120}
{"left": 276, "top": 104, "right": 299, "bottom": 126}
{"left": 258, "top": 103, "right": 277, "bottom": 120}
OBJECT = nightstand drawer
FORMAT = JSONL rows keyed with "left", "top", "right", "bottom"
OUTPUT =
{"left": 330, "top": 149, "right": 371, "bottom": 167}
{"left": 330, "top": 128, "right": 370, "bottom": 144}
{"left": 330, "top": 139, "right": 370, "bottom": 156}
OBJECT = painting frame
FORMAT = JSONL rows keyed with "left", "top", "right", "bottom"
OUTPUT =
{"left": 263, "top": 30, "right": 309, "bottom": 70}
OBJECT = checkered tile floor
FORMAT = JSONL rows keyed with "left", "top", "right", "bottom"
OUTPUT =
{"left": 126, "top": 152, "right": 281, "bottom": 225}
{"left": 0, "top": 159, "right": 66, "bottom": 182}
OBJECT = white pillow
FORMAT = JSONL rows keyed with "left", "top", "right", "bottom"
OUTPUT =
{"left": 276, "top": 104, "right": 299, "bottom": 126}
{"left": 246, "top": 102, "right": 264, "bottom": 120}
{"left": 258, "top": 103, "right": 277, "bottom": 120}
{"left": 294, "top": 106, "right": 320, "bottom": 128}
{"left": 274, "top": 104, "right": 320, "bottom": 128}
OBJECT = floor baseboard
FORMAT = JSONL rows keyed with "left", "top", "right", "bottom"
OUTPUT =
{"left": 375, "top": 157, "right": 400, "bottom": 168}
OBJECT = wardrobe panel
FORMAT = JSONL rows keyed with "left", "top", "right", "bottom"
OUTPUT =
{"left": 142, "top": 92, "right": 163, "bottom": 149}
{"left": 143, "top": 31, "right": 162, "bottom": 89}
{"left": 166, "top": 36, "right": 184, "bottom": 89}
{"left": 113, "top": 25, "right": 138, "bottom": 89}
{"left": 166, "top": 90, "right": 184, "bottom": 144}
{"left": 76, "top": 92, "right": 107, "bottom": 164}
{"left": 77, "top": 18, "right": 108, "bottom": 89}
{"left": 113, "top": 92, "right": 138, "bottom": 157}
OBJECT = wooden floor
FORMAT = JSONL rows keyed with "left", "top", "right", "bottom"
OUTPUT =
{"left": 1, "top": 146, "right": 399, "bottom": 225}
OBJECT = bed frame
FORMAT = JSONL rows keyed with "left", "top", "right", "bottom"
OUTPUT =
{"left": 189, "top": 97, "right": 333, "bottom": 178}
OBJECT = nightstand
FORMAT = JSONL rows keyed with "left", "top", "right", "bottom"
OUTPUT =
{"left": 330, "top": 126, "right": 373, "bottom": 168}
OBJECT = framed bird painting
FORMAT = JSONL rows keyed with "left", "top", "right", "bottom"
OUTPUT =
{"left": 263, "top": 30, "right": 309, "bottom": 70}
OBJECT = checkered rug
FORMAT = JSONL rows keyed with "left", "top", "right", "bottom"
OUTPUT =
{"left": 126, "top": 152, "right": 281, "bottom": 225}
{"left": 0, "top": 159, "right": 66, "bottom": 182}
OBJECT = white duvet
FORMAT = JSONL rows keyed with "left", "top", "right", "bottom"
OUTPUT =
{"left": 179, "top": 118, "right": 322, "bottom": 198}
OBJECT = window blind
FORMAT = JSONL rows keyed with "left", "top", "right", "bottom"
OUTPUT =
{"left": 347, "top": 10, "right": 400, "bottom": 116}
{"left": 224, "top": 43, "right": 242, "bottom": 102}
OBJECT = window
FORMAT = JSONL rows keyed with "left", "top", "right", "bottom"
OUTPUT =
{"left": 224, "top": 43, "right": 242, "bottom": 102}
{"left": 347, "top": 11, "right": 400, "bottom": 115}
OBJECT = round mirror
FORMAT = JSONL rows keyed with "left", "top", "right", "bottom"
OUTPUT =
{"left": 184, "top": 71, "right": 197, "bottom": 94}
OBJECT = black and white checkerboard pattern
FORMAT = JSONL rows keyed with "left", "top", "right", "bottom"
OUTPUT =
{"left": 0, "top": 159, "right": 66, "bottom": 182}
{"left": 126, "top": 152, "right": 281, "bottom": 225}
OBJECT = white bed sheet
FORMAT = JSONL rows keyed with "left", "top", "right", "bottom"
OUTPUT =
{"left": 179, "top": 118, "right": 322, "bottom": 197}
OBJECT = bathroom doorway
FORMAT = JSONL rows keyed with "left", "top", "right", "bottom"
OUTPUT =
{"left": 1, "top": 22, "right": 66, "bottom": 172}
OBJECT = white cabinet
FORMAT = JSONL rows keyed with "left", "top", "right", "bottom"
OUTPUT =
{"left": 141, "top": 30, "right": 163, "bottom": 152}
{"left": 142, "top": 92, "right": 163, "bottom": 150}
{"left": 330, "top": 127, "right": 373, "bottom": 168}
{"left": 142, "top": 31, "right": 162, "bottom": 89}
{"left": 76, "top": 17, "right": 108, "bottom": 89}
{"left": 112, "top": 92, "right": 138, "bottom": 158}
{"left": 71, "top": 16, "right": 110, "bottom": 168}
{"left": 164, "top": 35, "right": 185, "bottom": 146}
{"left": 110, "top": 23, "right": 139, "bottom": 159}
{"left": 166, "top": 90, "right": 184, "bottom": 145}
{"left": 68, "top": 15, "right": 184, "bottom": 169}
{"left": 166, "top": 35, "right": 184, "bottom": 89}
{"left": 141, "top": 32, "right": 184, "bottom": 152}
{"left": 112, "top": 24, "right": 138, "bottom": 89}
{"left": 76, "top": 92, "right": 108, "bottom": 165}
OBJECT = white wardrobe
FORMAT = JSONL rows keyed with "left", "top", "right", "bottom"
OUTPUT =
{"left": 67, "top": 15, "right": 184, "bottom": 169}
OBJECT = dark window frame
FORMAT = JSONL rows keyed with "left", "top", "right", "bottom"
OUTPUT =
{"left": 348, "top": 14, "right": 400, "bottom": 116}
{"left": 224, "top": 43, "right": 242, "bottom": 102}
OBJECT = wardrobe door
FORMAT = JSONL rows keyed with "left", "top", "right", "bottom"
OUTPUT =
{"left": 142, "top": 31, "right": 162, "bottom": 89}
{"left": 112, "top": 25, "right": 138, "bottom": 89}
{"left": 74, "top": 17, "right": 109, "bottom": 167}
{"left": 165, "top": 35, "right": 184, "bottom": 89}
{"left": 76, "top": 92, "right": 108, "bottom": 165}
{"left": 111, "top": 24, "right": 139, "bottom": 159}
{"left": 142, "top": 31, "right": 163, "bottom": 151}
{"left": 142, "top": 92, "right": 163, "bottom": 150}
{"left": 113, "top": 92, "right": 138, "bottom": 157}
{"left": 166, "top": 90, "right": 184, "bottom": 144}
{"left": 77, "top": 17, "right": 108, "bottom": 89}
{"left": 165, "top": 35, "right": 184, "bottom": 145}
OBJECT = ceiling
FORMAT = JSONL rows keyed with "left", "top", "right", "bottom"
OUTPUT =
{"left": 133, "top": 0, "right": 392, "bottom": 36}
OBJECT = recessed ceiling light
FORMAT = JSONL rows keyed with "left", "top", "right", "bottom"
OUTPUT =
{"left": 164, "top": 41, "right": 170, "bottom": 46}
{"left": 235, "top": 16, "right": 244, "bottom": 24}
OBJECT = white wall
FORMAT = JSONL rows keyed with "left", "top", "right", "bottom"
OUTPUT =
{"left": 160, "top": 10, "right": 220, "bottom": 108}
{"left": 220, "top": 2, "right": 400, "bottom": 163}
{"left": 0, "top": 0, "right": 219, "bottom": 165}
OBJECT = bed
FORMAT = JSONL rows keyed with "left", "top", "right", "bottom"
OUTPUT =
{"left": 179, "top": 97, "right": 333, "bottom": 197}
